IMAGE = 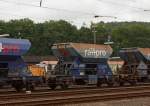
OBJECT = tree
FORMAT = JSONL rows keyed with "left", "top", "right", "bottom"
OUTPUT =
{"left": 0, "top": 19, "right": 150, "bottom": 56}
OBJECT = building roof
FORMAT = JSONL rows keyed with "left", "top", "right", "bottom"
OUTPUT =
{"left": 108, "top": 57, "right": 124, "bottom": 65}
{"left": 108, "top": 60, "right": 124, "bottom": 65}
{"left": 40, "top": 61, "right": 58, "bottom": 65}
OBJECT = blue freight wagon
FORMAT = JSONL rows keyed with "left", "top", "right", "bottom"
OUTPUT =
{"left": 119, "top": 48, "right": 150, "bottom": 85}
{"left": 0, "top": 38, "right": 35, "bottom": 91}
{"left": 47, "top": 43, "right": 113, "bottom": 89}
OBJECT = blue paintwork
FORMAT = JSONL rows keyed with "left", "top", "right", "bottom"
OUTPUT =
{"left": 0, "top": 38, "right": 31, "bottom": 56}
{"left": 119, "top": 48, "right": 146, "bottom": 63}
{"left": 0, "top": 38, "right": 31, "bottom": 78}
{"left": 70, "top": 58, "right": 80, "bottom": 77}
{"left": 71, "top": 69, "right": 80, "bottom": 77}
{"left": 70, "top": 57, "right": 112, "bottom": 78}
{"left": 97, "top": 63, "right": 112, "bottom": 78}
{"left": 7, "top": 56, "right": 31, "bottom": 77}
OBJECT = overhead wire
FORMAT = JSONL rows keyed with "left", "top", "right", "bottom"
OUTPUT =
{"left": 0, "top": 8, "right": 52, "bottom": 21}
{"left": 0, "top": 0, "right": 148, "bottom": 15}
{"left": 97, "top": 0, "right": 146, "bottom": 11}
{"left": 0, "top": 12, "right": 25, "bottom": 18}
{"left": 0, "top": 0, "right": 118, "bottom": 23}
{"left": 0, "top": 8, "right": 27, "bottom": 18}
{"left": 0, "top": 0, "right": 97, "bottom": 16}
{"left": 0, "top": 0, "right": 149, "bottom": 28}
{"left": 0, "top": 7, "right": 95, "bottom": 24}
{"left": 97, "top": 0, "right": 150, "bottom": 21}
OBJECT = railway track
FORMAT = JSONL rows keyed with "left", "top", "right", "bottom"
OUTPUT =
{"left": 4, "top": 90, "right": 149, "bottom": 106}
{"left": 0, "top": 85, "right": 150, "bottom": 99}
{"left": 0, "top": 82, "right": 150, "bottom": 95}
{"left": 0, "top": 85, "right": 96, "bottom": 94}
{"left": 0, "top": 85, "right": 150, "bottom": 105}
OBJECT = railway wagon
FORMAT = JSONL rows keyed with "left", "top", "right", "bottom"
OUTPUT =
{"left": 47, "top": 43, "right": 113, "bottom": 89}
{"left": 119, "top": 48, "right": 150, "bottom": 85}
{"left": 0, "top": 38, "right": 37, "bottom": 91}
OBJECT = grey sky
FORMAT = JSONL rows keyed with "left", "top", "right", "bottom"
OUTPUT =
{"left": 0, "top": 0, "right": 150, "bottom": 27}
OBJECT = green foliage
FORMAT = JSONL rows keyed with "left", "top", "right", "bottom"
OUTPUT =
{"left": 0, "top": 19, "right": 150, "bottom": 56}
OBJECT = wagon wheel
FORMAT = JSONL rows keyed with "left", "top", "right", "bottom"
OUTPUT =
{"left": 107, "top": 82, "right": 114, "bottom": 87}
{"left": 12, "top": 80, "right": 24, "bottom": 92}
{"left": 119, "top": 81, "right": 124, "bottom": 86}
{"left": 97, "top": 80, "right": 102, "bottom": 87}
{"left": 60, "top": 83, "right": 69, "bottom": 89}
{"left": 49, "top": 84, "right": 57, "bottom": 90}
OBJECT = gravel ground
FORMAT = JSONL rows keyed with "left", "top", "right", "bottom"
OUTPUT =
{"left": 63, "top": 97, "right": 150, "bottom": 106}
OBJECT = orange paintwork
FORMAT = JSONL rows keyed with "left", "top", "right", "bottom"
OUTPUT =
{"left": 28, "top": 65, "right": 45, "bottom": 77}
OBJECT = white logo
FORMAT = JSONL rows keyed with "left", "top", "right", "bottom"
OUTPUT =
{"left": 0, "top": 43, "right": 4, "bottom": 52}
{"left": 84, "top": 48, "right": 106, "bottom": 57}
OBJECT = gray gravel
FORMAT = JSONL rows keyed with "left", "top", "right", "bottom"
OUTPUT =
{"left": 63, "top": 97, "right": 150, "bottom": 106}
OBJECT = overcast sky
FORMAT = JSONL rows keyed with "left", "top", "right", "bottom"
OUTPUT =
{"left": 0, "top": 0, "right": 150, "bottom": 27}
